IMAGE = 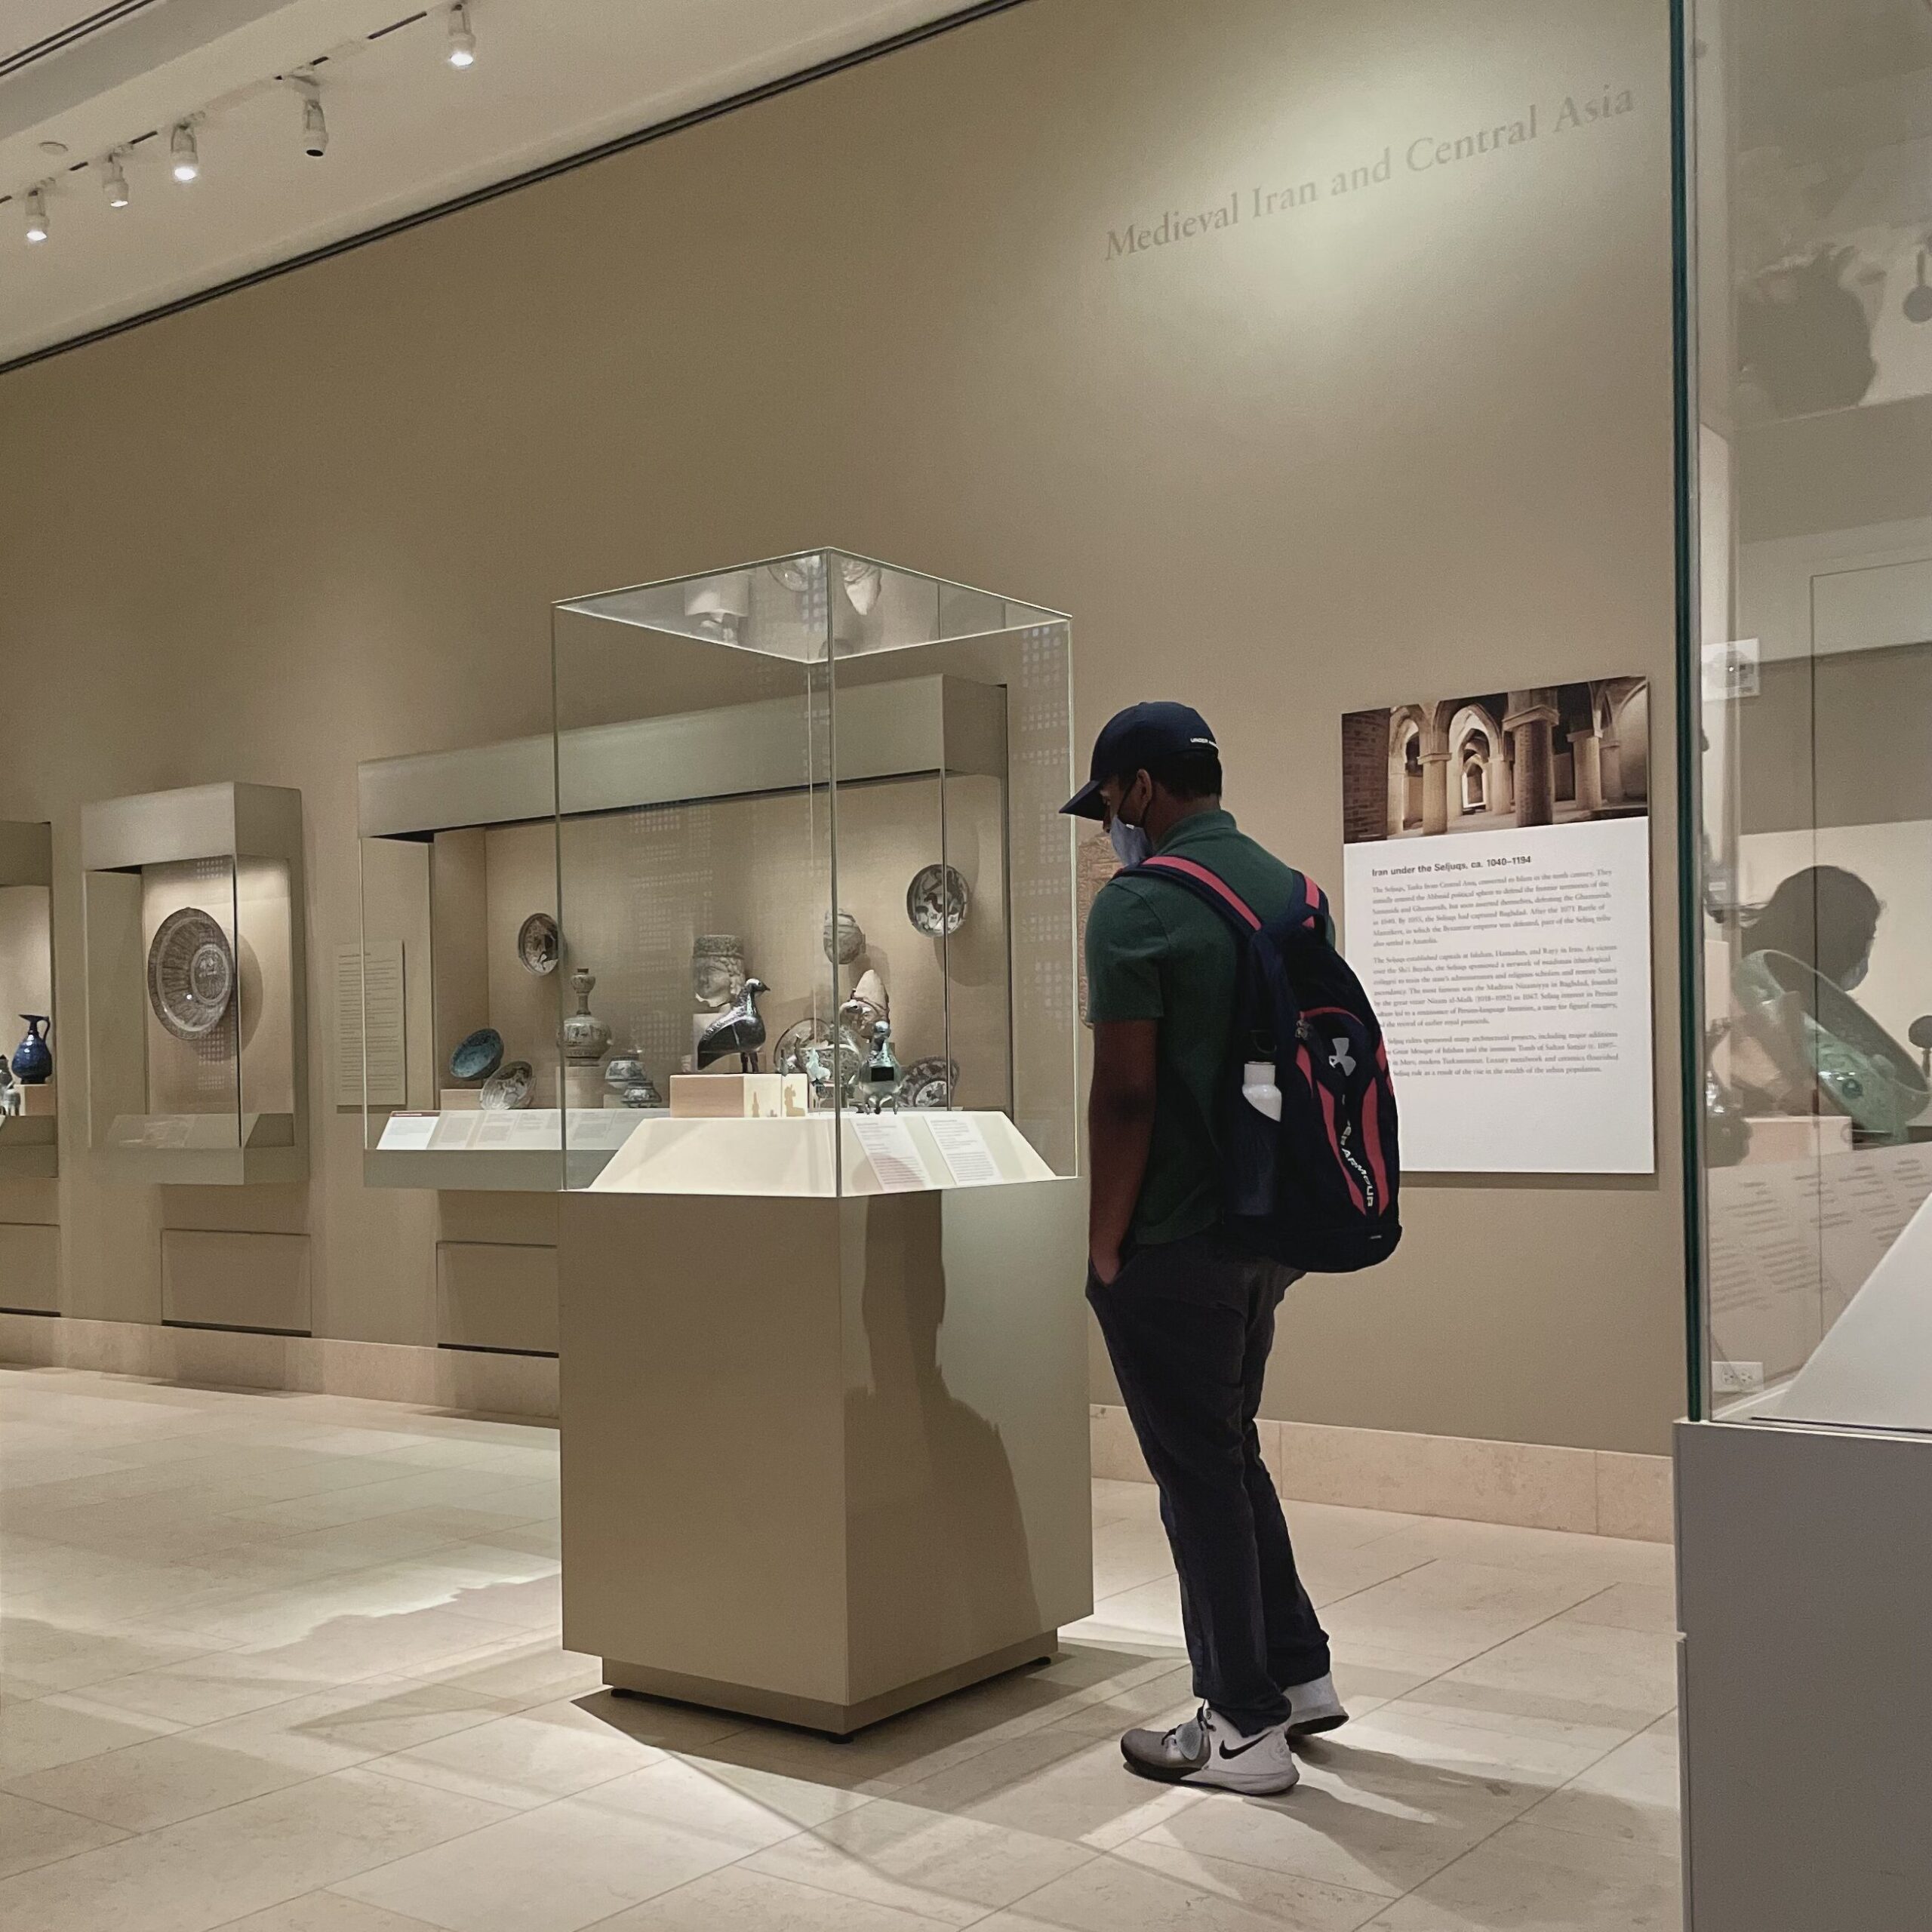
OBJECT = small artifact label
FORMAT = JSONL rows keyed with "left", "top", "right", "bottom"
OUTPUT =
{"left": 927, "top": 1114, "right": 1001, "bottom": 1186}
{"left": 336, "top": 940, "right": 406, "bottom": 1109}
{"left": 853, "top": 1115, "right": 934, "bottom": 1191}
{"left": 377, "top": 1112, "right": 438, "bottom": 1152}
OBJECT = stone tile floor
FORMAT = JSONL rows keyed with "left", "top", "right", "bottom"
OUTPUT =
{"left": 0, "top": 1367, "right": 1681, "bottom": 1930}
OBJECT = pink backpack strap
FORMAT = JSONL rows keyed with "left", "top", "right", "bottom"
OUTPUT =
{"left": 1136, "top": 854, "right": 1261, "bottom": 931}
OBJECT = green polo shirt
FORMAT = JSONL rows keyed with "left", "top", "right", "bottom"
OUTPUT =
{"left": 1085, "top": 808, "right": 1312, "bottom": 1246}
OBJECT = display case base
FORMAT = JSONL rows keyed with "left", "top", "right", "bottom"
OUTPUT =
{"left": 559, "top": 1179, "right": 1091, "bottom": 1743}
{"left": 0, "top": 1118, "right": 57, "bottom": 1178}
{"left": 603, "top": 1631, "right": 1059, "bottom": 1738}
{"left": 1678, "top": 1418, "right": 1932, "bottom": 1931}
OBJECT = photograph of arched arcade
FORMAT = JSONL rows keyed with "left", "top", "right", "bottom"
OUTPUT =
{"left": 1341, "top": 679, "right": 1651, "bottom": 844}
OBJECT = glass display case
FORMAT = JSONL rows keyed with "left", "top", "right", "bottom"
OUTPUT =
{"left": 81, "top": 784, "right": 306, "bottom": 1185}
{"left": 0, "top": 820, "right": 57, "bottom": 1180}
{"left": 361, "top": 552, "right": 1078, "bottom": 1195}
{"left": 357, "top": 720, "right": 604, "bottom": 1189}
{"left": 550, "top": 553, "right": 1088, "bottom": 1734}
{"left": 1686, "top": 0, "right": 1932, "bottom": 1435}
{"left": 1678, "top": 22, "right": 1932, "bottom": 1924}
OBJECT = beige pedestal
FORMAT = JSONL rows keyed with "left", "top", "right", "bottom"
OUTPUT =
{"left": 558, "top": 1177, "right": 1092, "bottom": 1735}
{"left": 1678, "top": 1420, "right": 1932, "bottom": 1930}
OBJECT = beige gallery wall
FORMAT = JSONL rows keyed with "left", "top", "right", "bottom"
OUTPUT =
{"left": 0, "top": 0, "right": 1684, "bottom": 1451}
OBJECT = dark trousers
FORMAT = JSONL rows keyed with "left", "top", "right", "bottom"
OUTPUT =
{"left": 1088, "top": 1231, "right": 1331, "bottom": 1734}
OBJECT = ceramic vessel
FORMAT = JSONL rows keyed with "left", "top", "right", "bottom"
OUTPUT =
{"left": 898, "top": 1056, "right": 958, "bottom": 1109}
{"left": 605, "top": 1047, "right": 663, "bottom": 1109}
{"left": 559, "top": 968, "right": 612, "bottom": 1066}
{"left": 479, "top": 1060, "right": 534, "bottom": 1110}
{"left": 449, "top": 1027, "right": 504, "bottom": 1084}
{"left": 146, "top": 909, "right": 236, "bottom": 1040}
{"left": 516, "top": 912, "right": 560, "bottom": 976}
{"left": 823, "top": 909, "right": 866, "bottom": 965}
{"left": 11, "top": 1015, "right": 52, "bottom": 1084}
{"left": 906, "top": 863, "right": 971, "bottom": 937}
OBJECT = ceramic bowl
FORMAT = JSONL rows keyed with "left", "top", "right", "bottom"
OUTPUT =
{"left": 899, "top": 1056, "right": 960, "bottom": 1109}
{"left": 146, "top": 909, "right": 237, "bottom": 1041}
{"left": 450, "top": 1027, "right": 505, "bottom": 1083}
{"left": 479, "top": 1060, "right": 534, "bottom": 1110}
{"left": 517, "top": 913, "right": 560, "bottom": 976}
{"left": 906, "top": 863, "right": 971, "bottom": 937}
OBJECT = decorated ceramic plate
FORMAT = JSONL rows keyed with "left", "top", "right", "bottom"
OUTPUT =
{"left": 450, "top": 1027, "right": 504, "bottom": 1083}
{"left": 906, "top": 863, "right": 970, "bottom": 937}
{"left": 146, "top": 908, "right": 237, "bottom": 1041}
{"left": 517, "top": 912, "right": 560, "bottom": 976}
{"left": 479, "top": 1060, "right": 534, "bottom": 1110}
{"left": 898, "top": 1057, "right": 959, "bottom": 1109}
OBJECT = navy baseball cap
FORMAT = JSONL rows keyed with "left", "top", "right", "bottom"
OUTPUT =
{"left": 1061, "top": 702, "right": 1220, "bottom": 819}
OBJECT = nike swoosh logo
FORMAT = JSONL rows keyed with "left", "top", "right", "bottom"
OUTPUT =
{"left": 1217, "top": 1730, "right": 1279, "bottom": 1760}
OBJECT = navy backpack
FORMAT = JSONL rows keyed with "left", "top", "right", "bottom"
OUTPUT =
{"left": 1128, "top": 853, "right": 1402, "bottom": 1274}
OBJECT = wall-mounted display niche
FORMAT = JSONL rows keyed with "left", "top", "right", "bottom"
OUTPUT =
{"left": 358, "top": 550, "right": 1079, "bottom": 1197}
{"left": 0, "top": 821, "right": 58, "bottom": 1179}
{"left": 356, "top": 721, "right": 585, "bottom": 1191}
{"left": 82, "top": 784, "right": 307, "bottom": 1186}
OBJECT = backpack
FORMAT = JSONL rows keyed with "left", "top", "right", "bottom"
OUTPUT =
{"left": 1128, "top": 853, "right": 1402, "bottom": 1274}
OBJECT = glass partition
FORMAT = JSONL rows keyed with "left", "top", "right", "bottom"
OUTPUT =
{"left": 552, "top": 550, "right": 1078, "bottom": 1197}
{"left": 1688, "top": 0, "right": 1932, "bottom": 1430}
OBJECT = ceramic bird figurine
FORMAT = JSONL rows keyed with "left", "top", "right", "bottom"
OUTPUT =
{"left": 697, "top": 978, "right": 770, "bottom": 1072}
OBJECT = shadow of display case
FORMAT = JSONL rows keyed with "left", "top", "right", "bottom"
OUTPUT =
{"left": 541, "top": 550, "right": 1091, "bottom": 1733}
{"left": 81, "top": 783, "right": 307, "bottom": 1186}
{"left": 0, "top": 820, "right": 57, "bottom": 1180}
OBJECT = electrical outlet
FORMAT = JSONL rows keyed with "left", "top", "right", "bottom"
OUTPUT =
{"left": 1712, "top": 1359, "right": 1764, "bottom": 1395}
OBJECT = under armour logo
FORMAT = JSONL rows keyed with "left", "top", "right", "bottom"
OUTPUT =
{"left": 1329, "top": 1038, "right": 1356, "bottom": 1077}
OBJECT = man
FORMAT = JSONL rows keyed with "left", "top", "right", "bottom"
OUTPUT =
{"left": 1066, "top": 701, "right": 1346, "bottom": 1797}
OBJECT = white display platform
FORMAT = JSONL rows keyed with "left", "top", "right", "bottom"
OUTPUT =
{"left": 587, "top": 1109, "right": 1054, "bottom": 1197}
{"left": 377, "top": 1107, "right": 647, "bottom": 1155}
{"left": 1774, "top": 1184, "right": 1932, "bottom": 1432}
{"left": 368, "top": 1105, "right": 657, "bottom": 1192}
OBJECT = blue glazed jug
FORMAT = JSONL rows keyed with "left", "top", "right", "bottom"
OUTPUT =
{"left": 12, "top": 1016, "right": 51, "bottom": 1085}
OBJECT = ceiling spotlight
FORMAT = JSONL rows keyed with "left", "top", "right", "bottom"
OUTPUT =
{"left": 102, "top": 152, "right": 130, "bottom": 209}
{"left": 23, "top": 187, "right": 48, "bottom": 243}
{"left": 171, "top": 121, "right": 199, "bottom": 183}
{"left": 447, "top": 4, "right": 475, "bottom": 67}
{"left": 294, "top": 80, "right": 328, "bottom": 158}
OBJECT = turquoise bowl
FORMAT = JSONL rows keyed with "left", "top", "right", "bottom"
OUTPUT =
{"left": 450, "top": 1028, "right": 505, "bottom": 1083}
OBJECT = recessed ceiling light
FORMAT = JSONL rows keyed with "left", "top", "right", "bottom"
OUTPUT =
{"left": 24, "top": 187, "right": 49, "bottom": 244}
{"left": 447, "top": 4, "right": 475, "bottom": 67}
{"left": 39, "top": 139, "right": 69, "bottom": 157}
{"left": 171, "top": 121, "right": 199, "bottom": 183}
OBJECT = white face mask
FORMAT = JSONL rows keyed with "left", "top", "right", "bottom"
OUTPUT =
{"left": 1109, "top": 817, "right": 1152, "bottom": 867}
{"left": 1106, "top": 781, "right": 1152, "bottom": 867}
{"left": 1841, "top": 953, "right": 1869, "bottom": 992}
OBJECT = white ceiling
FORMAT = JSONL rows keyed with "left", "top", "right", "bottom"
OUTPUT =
{"left": 0, "top": 0, "right": 975, "bottom": 369}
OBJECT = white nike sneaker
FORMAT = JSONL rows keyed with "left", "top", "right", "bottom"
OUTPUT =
{"left": 1284, "top": 1672, "right": 1349, "bottom": 1737}
{"left": 1120, "top": 1703, "right": 1300, "bottom": 1794}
